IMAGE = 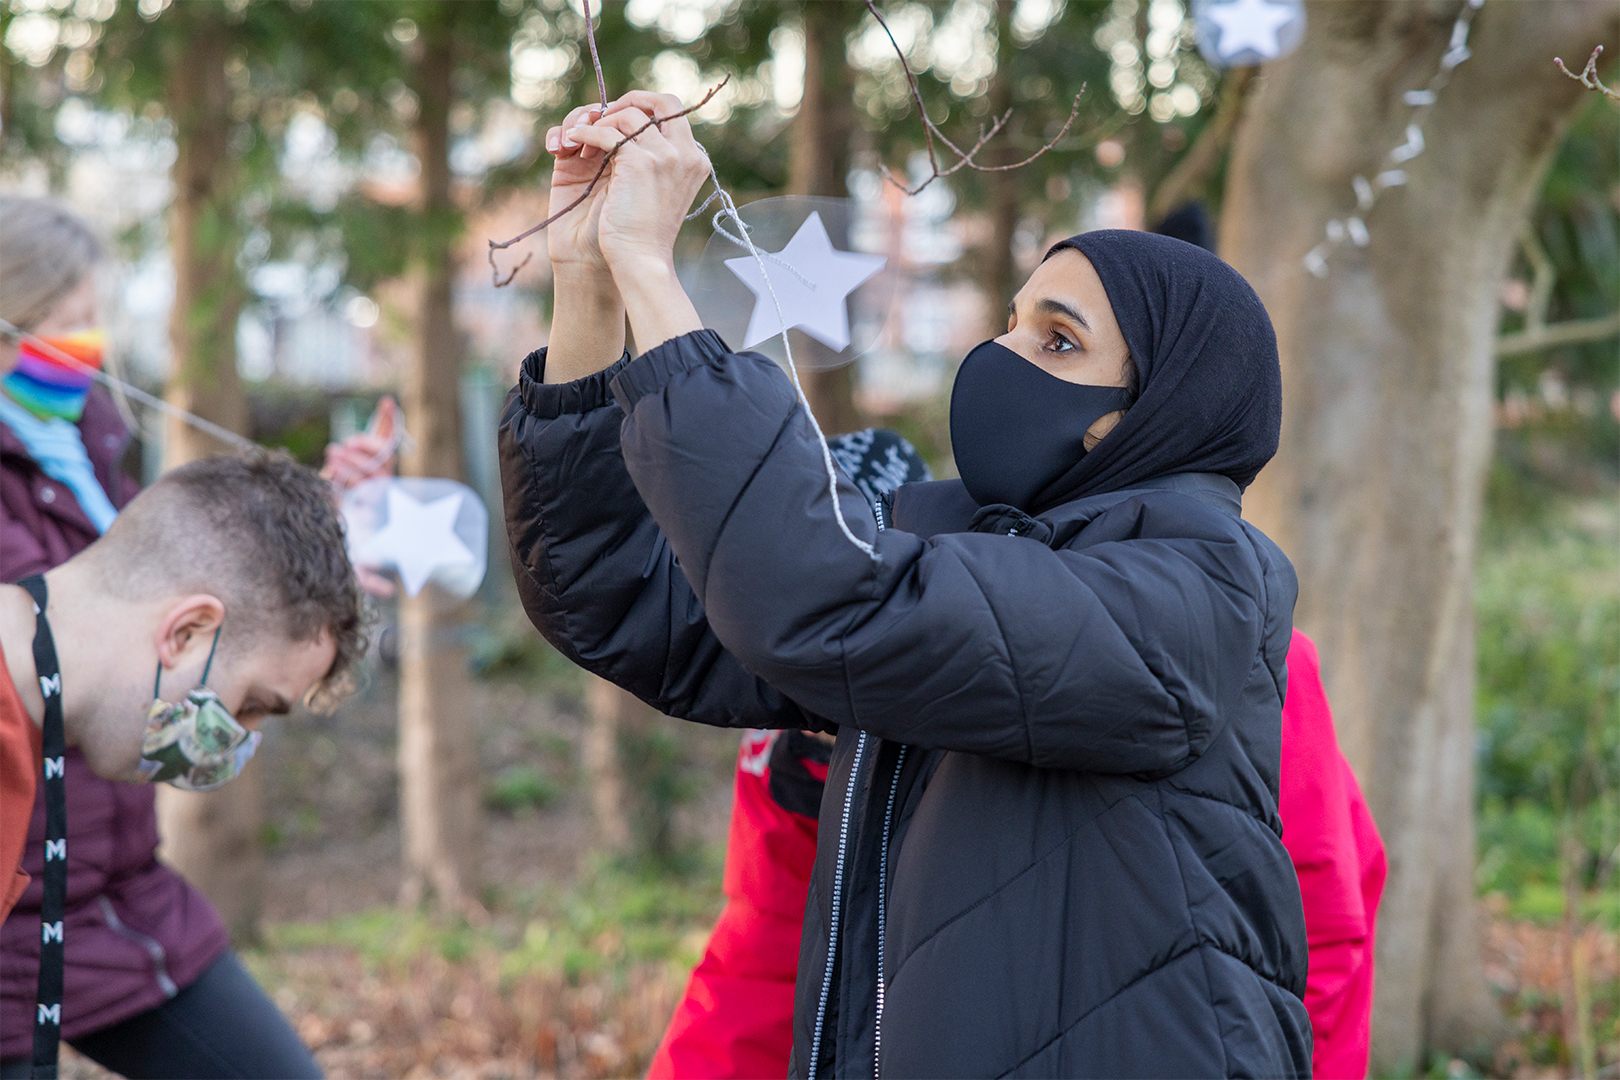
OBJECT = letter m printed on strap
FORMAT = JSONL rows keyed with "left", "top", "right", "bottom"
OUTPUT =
{"left": 44, "top": 839, "right": 66, "bottom": 862}
{"left": 38, "top": 673, "right": 60, "bottom": 698}
{"left": 37, "top": 1003, "right": 61, "bottom": 1026}
{"left": 41, "top": 921, "right": 63, "bottom": 945}
{"left": 43, "top": 756, "right": 64, "bottom": 780}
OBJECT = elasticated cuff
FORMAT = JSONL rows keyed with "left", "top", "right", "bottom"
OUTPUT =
{"left": 516, "top": 347, "right": 634, "bottom": 419}
{"left": 609, "top": 329, "right": 731, "bottom": 413}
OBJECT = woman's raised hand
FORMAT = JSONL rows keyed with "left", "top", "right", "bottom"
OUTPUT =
{"left": 564, "top": 91, "right": 711, "bottom": 278}
{"left": 543, "top": 102, "right": 614, "bottom": 275}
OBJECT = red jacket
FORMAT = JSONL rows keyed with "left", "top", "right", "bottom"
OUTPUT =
{"left": 650, "top": 629, "right": 1385, "bottom": 1080}
{"left": 0, "top": 389, "right": 230, "bottom": 1056}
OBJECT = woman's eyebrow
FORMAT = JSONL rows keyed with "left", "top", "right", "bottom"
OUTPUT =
{"left": 1036, "top": 297, "right": 1090, "bottom": 330}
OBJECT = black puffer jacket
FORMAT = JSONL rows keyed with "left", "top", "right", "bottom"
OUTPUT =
{"left": 499, "top": 327, "right": 1311, "bottom": 1078}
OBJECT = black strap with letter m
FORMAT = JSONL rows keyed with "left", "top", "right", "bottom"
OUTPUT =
{"left": 19, "top": 575, "right": 65, "bottom": 1080}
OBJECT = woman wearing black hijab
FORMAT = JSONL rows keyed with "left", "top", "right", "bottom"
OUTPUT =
{"left": 500, "top": 95, "right": 1310, "bottom": 1078}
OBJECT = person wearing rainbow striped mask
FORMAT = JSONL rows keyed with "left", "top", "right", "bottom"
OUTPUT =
{"left": 2, "top": 330, "right": 107, "bottom": 425}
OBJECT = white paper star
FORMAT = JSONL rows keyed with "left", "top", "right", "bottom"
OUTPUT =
{"left": 357, "top": 486, "right": 476, "bottom": 597}
{"left": 1206, "top": 0, "right": 1296, "bottom": 61}
{"left": 725, "top": 211, "right": 886, "bottom": 351}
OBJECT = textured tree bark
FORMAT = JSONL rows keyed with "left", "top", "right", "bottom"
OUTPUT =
{"left": 153, "top": 4, "right": 260, "bottom": 945}
{"left": 396, "top": 12, "right": 481, "bottom": 915}
{"left": 1220, "top": 2, "right": 1616, "bottom": 1070}
{"left": 788, "top": 1, "right": 862, "bottom": 436}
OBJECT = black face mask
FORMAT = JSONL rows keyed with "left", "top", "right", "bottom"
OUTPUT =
{"left": 948, "top": 340, "right": 1134, "bottom": 511}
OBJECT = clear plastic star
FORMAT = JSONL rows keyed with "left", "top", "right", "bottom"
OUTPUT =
{"left": 725, "top": 211, "right": 886, "bottom": 351}
{"left": 356, "top": 485, "right": 475, "bottom": 597}
{"left": 1206, "top": 0, "right": 1297, "bottom": 61}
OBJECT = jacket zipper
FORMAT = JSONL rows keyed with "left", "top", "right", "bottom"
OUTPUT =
{"left": 97, "top": 895, "right": 180, "bottom": 998}
{"left": 873, "top": 745, "right": 908, "bottom": 1079}
{"left": 814, "top": 496, "right": 896, "bottom": 1078}
{"left": 809, "top": 731, "right": 869, "bottom": 1076}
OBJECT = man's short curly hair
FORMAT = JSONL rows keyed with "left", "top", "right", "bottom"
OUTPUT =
{"left": 90, "top": 449, "right": 367, "bottom": 708}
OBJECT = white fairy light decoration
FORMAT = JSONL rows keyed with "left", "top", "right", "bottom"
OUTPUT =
{"left": 1302, "top": 0, "right": 1485, "bottom": 278}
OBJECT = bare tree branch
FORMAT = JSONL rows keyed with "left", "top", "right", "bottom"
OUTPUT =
{"left": 489, "top": 0, "right": 1088, "bottom": 286}
{"left": 1517, "top": 223, "right": 1555, "bottom": 334}
{"left": 487, "top": 78, "right": 730, "bottom": 287}
{"left": 1492, "top": 224, "right": 1620, "bottom": 356}
{"left": 862, "top": 0, "right": 1084, "bottom": 196}
{"left": 1554, "top": 45, "right": 1618, "bottom": 100}
{"left": 581, "top": 0, "right": 608, "bottom": 111}
{"left": 1497, "top": 311, "right": 1620, "bottom": 356}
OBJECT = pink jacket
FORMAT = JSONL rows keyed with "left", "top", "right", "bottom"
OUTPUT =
{"left": 1277, "top": 630, "right": 1387, "bottom": 1080}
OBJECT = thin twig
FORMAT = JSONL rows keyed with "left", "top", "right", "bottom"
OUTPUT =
{"left": 1555, "top": 45, "right": 1618, "bottom": 100}
{"left": 862, "top": 0, "right": 1083, "bottom": 196}
{"left": 487, "top": 77, "right": 730, "bottom": 286}
{"left": 581, "top": 0, "right": 608, "bottom": 110}
{"left": 488, "top": 0, "right": 607, "bottom": 288}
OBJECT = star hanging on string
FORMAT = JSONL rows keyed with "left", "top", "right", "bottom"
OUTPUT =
{"left": 725, "top": 212, "right": 887, "bottom": 351}
{"left": 356, "top": 485, "right": 476, "bottom": 597}
{"left": 1199, "top": 0, "right": 1302, "bottom": 66}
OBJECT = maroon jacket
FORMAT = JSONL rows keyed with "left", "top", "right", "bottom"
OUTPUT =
{"left": 0, "top": 388, "right": 230, "bottom": 1056}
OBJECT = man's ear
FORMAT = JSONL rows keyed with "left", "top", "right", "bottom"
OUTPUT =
{"left": 155, "top": 594, "right": 227, "bottom": 671}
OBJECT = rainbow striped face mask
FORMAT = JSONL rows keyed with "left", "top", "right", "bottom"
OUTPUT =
{"left": 2, "top": 329, "right": 105, "bottom": 422}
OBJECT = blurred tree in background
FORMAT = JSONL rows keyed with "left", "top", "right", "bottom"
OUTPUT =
{"left": 1224, "top": 3, "right": 1617, "bottom": 1071}
{"left": 76, "top": 0, "right": 404, "bottom": 941}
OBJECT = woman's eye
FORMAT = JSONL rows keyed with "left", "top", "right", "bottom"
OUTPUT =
{"left": 1046, "top": 332, "right": 1075, "bottom": 353}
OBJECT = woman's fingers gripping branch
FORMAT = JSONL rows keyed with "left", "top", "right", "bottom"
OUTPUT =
{"left": 544, "top": 103, "right": 613, "bottom": 273}
{"left": 565, "top": 98, "right": 711, "bottom": 276}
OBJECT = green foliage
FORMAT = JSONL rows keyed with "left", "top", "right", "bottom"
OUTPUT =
{"left": 1475, "top": 499, "right": 1620, "bottom": 927}
{"left": 466, "top": 614, "right": 582, "bottom": 692}
{"left": 617, "top": 720, "right": 704, "bottom": 871}
{"left": 260, "top": 852, "right": 724, "bottom": 982}
{"left": 485, "top": 763, "right": 559, "bottom": 813}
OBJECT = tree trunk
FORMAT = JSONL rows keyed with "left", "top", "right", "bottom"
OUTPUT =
{"left": 1219, "top": 2, "right": 1617, "bottom": 1071}
{"left": 582, "top": 676, "right": 633, "bottom": 855}
{"left": 0, "top": 8, "right": 15, "bottom": 154}
{"left": 155, "top": 761, "right": 264, "bottom": 946}
{"left": 788, "top": 1, "right": 862, "bottom": 435}
{"left": 396, "top": 12, "right": 481, "bottom": 915}
{"left": 153, "top": 4, "right": 259, "bottom": 945}
{"left": 161, "top": 6, "right": 248, "bottom": 463}
{"left": 981, "top": 0, "right": 1019, "bottom": 339}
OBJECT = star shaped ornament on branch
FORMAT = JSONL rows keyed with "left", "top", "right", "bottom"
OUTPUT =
{"left": 726, "top": 212, "right": 886, "bottom": 351}
{"left": 1193, "top": 0, "right": 1304, "bottom": 68}
{"left": 689, "top": 197, "right": 896, "bottom": 372}
{"left": 342, "top": 478, "right": 488, "bottom": 598}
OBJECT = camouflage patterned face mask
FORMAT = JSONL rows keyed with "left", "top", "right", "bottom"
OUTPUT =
{"left": 136, "top": 629, "right": 261, "bottom": 793}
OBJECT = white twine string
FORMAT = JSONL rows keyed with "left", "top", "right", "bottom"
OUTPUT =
{"left": 0, "top": 314, "right": 413, "bottom": 481}
{"left": 1303, "top": 0, "right": 1484, "bottom": 277}
{"left": 0, "top": 315, "right": 260, "bottom": 452}
{"left": 686, "top": 155, "right": 879, "bottom": 562}
{"left": 696, "top": 201, "right": 818, "bottom": 290}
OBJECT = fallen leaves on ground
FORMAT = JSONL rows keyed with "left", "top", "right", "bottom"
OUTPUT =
{"left": 1482, "top": 900, "right": 1620, "bottom": 1079}
{"left": 261, "top": 947, "right": 689, "bottom": 1079}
